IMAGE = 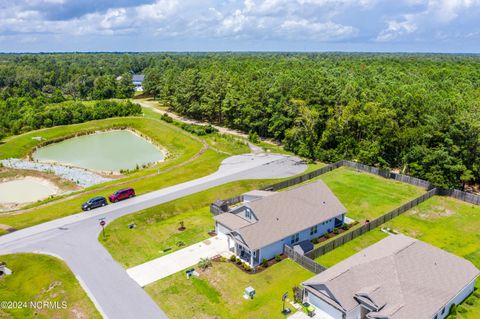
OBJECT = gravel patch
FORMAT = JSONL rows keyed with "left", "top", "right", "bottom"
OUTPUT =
{"left": 1, "top": 159, "right": 112, "bottom": 188}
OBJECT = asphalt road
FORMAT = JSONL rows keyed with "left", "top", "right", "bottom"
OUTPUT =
{"left": 0, "top": 153, "right": 307, "bottom": 319}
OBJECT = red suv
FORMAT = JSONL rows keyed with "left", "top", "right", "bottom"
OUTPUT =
{"left": 108, "top": 188, "right": 135, "bottom": 203}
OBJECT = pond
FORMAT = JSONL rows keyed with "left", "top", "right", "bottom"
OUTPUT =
{"left": 32, "top": 130, "right": 165, "bottom": 172}
{"left": 0, "top": 178, "right": 57, "bottom": 204}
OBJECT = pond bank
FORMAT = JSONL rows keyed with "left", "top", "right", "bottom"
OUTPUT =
{"left": 1, "top": 158, "right": 113, "bottom": 188}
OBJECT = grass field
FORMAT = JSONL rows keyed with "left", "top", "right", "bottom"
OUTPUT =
{"left": 319, "top": 167, "right": 425, "bottom": 222}
{"left": 314, "top": 196, "right": 480, "bottom": 319}
{"left": 0, "top": 110, "right": 254, "bottom": 234}
{"left": 145, "top": 259, "right": 312, "bottom": 319}
{"left": 0, "top": 253, "right": 100, "bottom": 319}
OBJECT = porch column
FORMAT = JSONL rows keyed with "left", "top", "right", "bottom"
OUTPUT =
{"left": 250, "top": 250, "right": 254, "bottom": 267}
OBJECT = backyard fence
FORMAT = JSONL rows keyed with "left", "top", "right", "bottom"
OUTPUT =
{"left": 262, "top": 161, "right": 343, "bottom": 192}
{"left": 340, "top": 160, "right": 433, "bottom": 190}
{"left": 210, "top": 195, "right": 244, "bottom": 216}
{"left": 436, "top": 188, "right": 480, "bottom": 206}
{"left": 305, "top": 188, "right": 438, "bottom": 260}
{"left": 283, "top": 245, "right": 326, "bottom": 274}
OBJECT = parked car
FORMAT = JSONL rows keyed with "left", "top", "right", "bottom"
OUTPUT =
{"left": 108, "top": 188, "right": 135, "bottom": 203}
{"left": 82, "top": 196, "right": 108, "bottom": 211}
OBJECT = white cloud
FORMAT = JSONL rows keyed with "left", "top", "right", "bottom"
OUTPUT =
{"left": 281, "top": 19, "right": 357, "bottom": 40}
{"left": 376, "top": 15, "right": 417, "bottom": 41}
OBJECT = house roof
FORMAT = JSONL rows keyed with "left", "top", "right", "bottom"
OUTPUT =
{"left": 214, "top": 180, "right": 347, "bottom": 250}
{"left": 243, "top": 190, "right": 276, "bottom": 199}
{"left": 132, "top": 74, "right": 144, "bottom": 82}
{"left": 215, "top": 212, "right": 252, "bottom": 229}
{"left": 303, "top": 235, "right": 480, "bottom": 319}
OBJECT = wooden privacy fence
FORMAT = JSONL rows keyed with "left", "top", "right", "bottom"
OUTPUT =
{"left": 210, "top": 195, "right": 244, "bottom": 216}
{"left": 306, "top": 188, "right": 438, "bottom": 260}
{"left": 437, "top": 188, "right": 480, "bottom": 205}
{"left": 284, "top": 244, "right": 326, "bottom": 274}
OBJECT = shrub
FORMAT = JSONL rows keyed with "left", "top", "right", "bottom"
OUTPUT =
{"left": 473, "top": 290, "right": 480, "bottom": 298}
{"left": 275, "top": 255, "right": 282, "bottom": 262}
{"left": 161, "top": 113, "right": 173, "bottom": 123}
{"left": 261, "top": 258, "right": 268, "bottom": 268}
{"left": 449, "top": 304, "right": 457, "bottom": 315}
{"left": 198, "top": 257, "right": 212, "bottom": 270}
{"left": 466, "top": 296, "right": 476, "bottom": 306}
{"left": 243, "top": 263, "right": 252, "bottom": 271}
{"left": 457, "top": 306, "right": 467, "bottom": 313}
{"left": 248, "top": 130, "right": 259, "bottom": 143}
{"left": 342, "top": 224, "right": 349, "bottom": 231}
{"left": 229, "top": 255, "right": 236, "bottom": 262}
{"left": 445, "top": 315, "right": 456, "bottom": 319}
{"left": 219, "top": 257, "right": 227, "bottom": 262}
{"left": 333, "top": 228, "right": 340, "bottom": 235}
{"left": 311, "top": 237, "right": 319, "bottom": 244}
{"left": 236, "top": 257, "right": 242, "bottom": 265}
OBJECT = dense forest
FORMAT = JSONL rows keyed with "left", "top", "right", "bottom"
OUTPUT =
{"left": 1, "top": 53, "right": 479, "bottom": 188}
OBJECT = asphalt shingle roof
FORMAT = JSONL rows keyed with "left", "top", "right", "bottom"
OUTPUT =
{"left": 303, "top": 235, "right": 480, "bottom": 319}
{"left": 215, "top": 180, "right": 347, "bottom": 250}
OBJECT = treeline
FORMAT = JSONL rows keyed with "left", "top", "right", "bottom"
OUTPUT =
{"left": 142, "top": 54, "right": 480, "bottom": 189}
{"left": 0, "top": 53, "right": 148, "bottom": 99}
{"left": 0, "top": 99, "right": 141, "bottom": 137}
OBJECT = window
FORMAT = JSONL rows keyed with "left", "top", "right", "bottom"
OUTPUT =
{"left": 291, "top": 233, "right": 300, "bottom": 244}
{"left": 245, "top": 209, "right": 251, "bottom": 219}
{"left": 310, "top": 225, "right": 318, "bottom": 235}
{"left": 441, "top": 308, "right": 445, "bottom": 314}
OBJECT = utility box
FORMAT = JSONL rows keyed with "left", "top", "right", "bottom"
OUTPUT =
{"left": 244, "top": 286, "right": 255, "bottom": 299}
{"left": 0, "top": 262, "right": 11, "bottom": 277}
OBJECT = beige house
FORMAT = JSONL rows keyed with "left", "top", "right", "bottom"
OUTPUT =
{"left": 301, "top": 235, "right": 479, "bottom": 319}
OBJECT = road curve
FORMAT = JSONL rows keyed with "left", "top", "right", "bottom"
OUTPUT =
{"left": 0, "top": 153, "right": 307, "bottom": 319}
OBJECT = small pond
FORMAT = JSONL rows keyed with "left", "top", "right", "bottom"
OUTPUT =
{"left": 32, "top": 130, "right": 165, "bottom": 172}
{"left": 0, "top": 178, "right": 57, "bottom": 204}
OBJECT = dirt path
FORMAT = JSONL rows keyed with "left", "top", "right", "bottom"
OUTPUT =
{"left": 136, "top": 98, "right": 279, "bottom": 146}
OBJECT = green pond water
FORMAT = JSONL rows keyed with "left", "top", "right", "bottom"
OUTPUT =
{"left": 32, "top": 130, "right": 165, "bottom": 172}
{"left": 0, "top": 179, "right": 56, "bottom": 204}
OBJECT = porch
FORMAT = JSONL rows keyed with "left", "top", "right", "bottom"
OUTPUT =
{"left": 227, "top": 236, "right": 260, "bottom": 267}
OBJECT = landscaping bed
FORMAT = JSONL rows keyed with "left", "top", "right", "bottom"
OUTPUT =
{"left": 212, "top": 254, "right": 288, "bottom": 274}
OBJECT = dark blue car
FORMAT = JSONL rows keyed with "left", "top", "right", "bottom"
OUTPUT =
{"left": 82, "top": 196, "right": 108, "bottom": 211}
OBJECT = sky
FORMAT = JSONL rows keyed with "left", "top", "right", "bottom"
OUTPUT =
{"left": 1, "top": 0, "right": 480, "bottom": 53}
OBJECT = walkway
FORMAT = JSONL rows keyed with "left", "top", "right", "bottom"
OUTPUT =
{"left": 127, "top": 236, "right": 230, "bottom": 287}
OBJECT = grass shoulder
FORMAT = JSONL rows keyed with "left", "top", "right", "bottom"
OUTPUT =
{"left": 0, "top": 253, "right": 101, "bottom": 319}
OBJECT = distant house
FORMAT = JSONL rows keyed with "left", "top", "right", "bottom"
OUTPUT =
{"left": 301, "top": 235, "right": 480, "bottom": 319}
{"left": 132, "top": 74, "right": 145, "bottom": 92}
{"left": 214, "top": 180, "right": 347, "bottom": 268}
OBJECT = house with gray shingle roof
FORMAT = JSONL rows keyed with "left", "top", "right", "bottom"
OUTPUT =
{"left": 301, "top": 235, "right": 479, "bottom": 319}
{"left": 214, "top": 180, "right": 347, "bottom": 267}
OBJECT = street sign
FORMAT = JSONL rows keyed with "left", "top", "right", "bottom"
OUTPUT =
{"left": 282, "top": 292, "right": 288, "bottom": 301}
{"left": 100, "top": 220, "right": 106, "bottom": 227}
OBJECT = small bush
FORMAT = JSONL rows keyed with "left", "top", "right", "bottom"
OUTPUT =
{"left": 229, "top": 255, "right": 236, "bottom": 262}
{"left": 198, "top": 257, "right": 212, "bottom": 270}
{"left": 457, "top": 306, "right": 467, "bottom": 313}
{"left": 261, "top": 258, "right": 268, "bottom": 268}
{"left": 236, "top": 257, "right": 242, "bottom": 265}
{"left": 311, "top": 237, "right": 319, "bottom": 244}
{"left": 333, "top": 228, "right": 340, "bottom": 235}
{"left": 275, "top": 255, "right": 282, "bottom": 262}
{"left": 342, "top": 224, "right": 349, "bottom": 231}
{"left": 161, "top": 113, "right": 173, "bottom": 123}
{"left": 449, "top": 304, "right": 457, "bottom": 315}
{"left": 243, "top": 263, "right": 252, "bottom": 271}
{"left": 219, "top": 257, "right": 227, "bottom": 262}
{"left": 473, "top": 290, "right": 480, "bottom": 298}
{"left": 248, "top": 130, "right": 259, "bottom": 143}
{"left": 466, "top": 297, "right": 476, "bottom": 306}
{"left": 445, "top": 315, "right": 456, "bottom": 319}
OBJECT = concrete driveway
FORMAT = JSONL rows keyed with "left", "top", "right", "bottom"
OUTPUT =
{"left": 127, "top": 236, "right": 229, "bottom": 287}
{"left": 0, "top": 153, "right": 307, "bottom": 319}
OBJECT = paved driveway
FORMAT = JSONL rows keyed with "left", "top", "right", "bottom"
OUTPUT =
{"left": 127, "top": 236, "right": 229, "bottom": 287}
{"left": 0, "top": 153, "right": 307, "bottom": 319}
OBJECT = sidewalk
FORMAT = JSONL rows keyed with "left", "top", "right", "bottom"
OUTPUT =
{"left": 126, "top": 236, "right": 230, "bottom": 287}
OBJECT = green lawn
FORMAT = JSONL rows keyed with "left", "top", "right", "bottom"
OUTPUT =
{"left": 145, "top": 259, "right": 312, "bottom": 319}
{"left": 0, "top": 253, "right": 101, "bottom": 319}
{"left": 314, "top": 196, "right": 480, "bottom": 319}
{"left": 102, "top": 179, "right": 289, "bottom": 268}
{"left": 319, "top": 167, "right": 425, "bottom": 222}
